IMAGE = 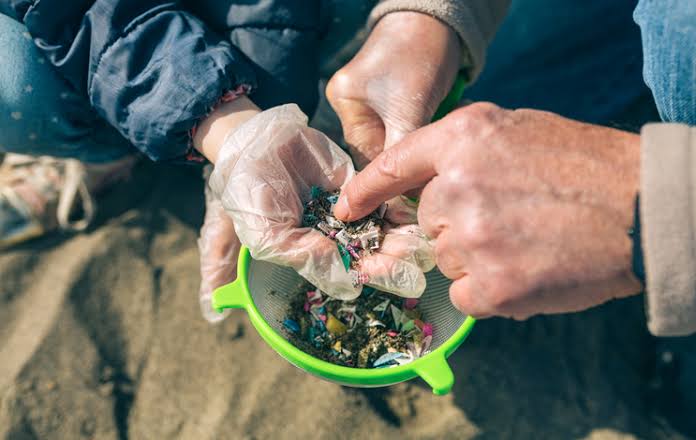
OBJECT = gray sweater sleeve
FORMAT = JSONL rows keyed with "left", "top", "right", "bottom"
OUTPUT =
{"left": 641, "top": 123, "right": 696, "bottom": 336}
{"left": 368, "top": 0, "right": 511, "bottom": 81}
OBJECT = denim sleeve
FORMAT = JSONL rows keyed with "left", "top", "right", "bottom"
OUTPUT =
{"left": 1, "top": 0, "right": 257, "bottom": 161}
{"left": 634, "top": 0, "right": 696, "bottom": 125}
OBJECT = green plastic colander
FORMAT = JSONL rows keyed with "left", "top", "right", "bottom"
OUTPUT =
{"left": 211, "top": 74, "right": 474, "bottom": 395}
{"left": 212, "top": 248, "right": 475, "bottom": 395}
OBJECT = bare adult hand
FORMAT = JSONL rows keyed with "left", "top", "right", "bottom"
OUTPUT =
{"left": 326, "top": 11, "right": 460, "bottom": 169}
{"left": 334, "top": 103, "right": 643, "bottom": 319}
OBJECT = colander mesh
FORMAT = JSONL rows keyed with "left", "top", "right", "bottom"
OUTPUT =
{"left": 248, "top": 259, "right": 466, "bottom": 352}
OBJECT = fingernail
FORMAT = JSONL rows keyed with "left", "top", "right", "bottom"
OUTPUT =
{"left": 334, "top": 194, "right": 351, "bottom": 220}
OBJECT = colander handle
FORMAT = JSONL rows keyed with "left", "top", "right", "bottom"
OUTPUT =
{"left": 212, "top": 278, "right": 249, "bottom": 312}
{"left": 414, "top": 354, "right": 455, "bottom": 395}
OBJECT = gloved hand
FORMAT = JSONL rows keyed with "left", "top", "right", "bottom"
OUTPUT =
{"left": 209, "top": 104, "right": 434, "bottom": 300}
{"left": 198, "top": 166, "right": 241, "bottom": 323}
{"left": 326, "top": 11, "right": 461, "bottom": 169}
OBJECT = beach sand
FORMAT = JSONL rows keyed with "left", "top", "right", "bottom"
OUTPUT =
{"left": 0, "top": 159, "right": 687, "bottom": 440}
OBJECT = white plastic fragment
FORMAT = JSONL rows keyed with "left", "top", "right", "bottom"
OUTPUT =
{"left": 420, "top": 335, "right": 433, "bottom": 356}
{"left": 390, "top": 304, "right": 403, "bottom": 330}
{"left": 372, "top": 299, "right": 390, "bottom": 312}
{"left": 316, "top": 221, "right": 332, "bottom": 235}
{"left": 338, "top": 305, "right": 357, "bottom": 314}
{"left": 359, "top": 229, "right": 381, "bottom": 250}
{"left": 335, "top": 229, "right": 352, "bottom": 246}
{"left": 325, "top": 216, "right": 345, "bottom": 229}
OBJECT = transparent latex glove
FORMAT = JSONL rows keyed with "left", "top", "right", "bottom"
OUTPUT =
{"left": 198, "top": 166, "right": 241, "bottom": 323}
{"left": 326, "top": 11, "right": 461, "bottom": 169}
{"left": 209, "top": 104, "right": 433, "bottom": 299}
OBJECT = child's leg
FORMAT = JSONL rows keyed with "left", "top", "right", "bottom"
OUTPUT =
{"left": 0, "top": 14, "right": 139, "bottom": 248}
{"left": 0, "top": 13, "right": 133, "bottom": 163}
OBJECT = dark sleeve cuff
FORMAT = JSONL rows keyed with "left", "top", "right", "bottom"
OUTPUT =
{"left": 631, "top": 195, "right": 646, "bottom": 285}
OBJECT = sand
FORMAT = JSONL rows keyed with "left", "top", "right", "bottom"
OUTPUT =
{"left": 0, "top": 87, "right": 688, "bottom": 439}
{"left": 0, "top": 159, "right": 689, "bottom": 440}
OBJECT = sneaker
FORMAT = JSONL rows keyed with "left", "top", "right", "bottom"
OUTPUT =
{"left": 0, "top": 153, "right": 138, "bottom": 249}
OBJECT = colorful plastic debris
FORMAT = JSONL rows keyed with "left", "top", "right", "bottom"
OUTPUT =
{"left": 401, "top": 320, "right": 415, "bottom": 332}
{"left": 335, "top": 229, "right": 351, "bottom": 246}
{"left": 283, "top": 284, "right": 434, "bottom": 369}
{"left": 302, "top": 187, "right": 386, "bottom": 271}
{"left": 390, "top": 304, "right": 403, "bottom": 330}
{"left": 404, "top": 298, "right": 419, "bottom": 309}
{"left": 373, "top": 352, "right": 407, "bottom": 367}
{"left": 326, "top": 216, "right": 345, "bottom": 229}
{"left": 337, "top": 244, "right": 351, "bottom": 271}
{"left": 373, "top": 299, "right": 390, "bottom": 312}
{"left": 326, "top": 314, "right": 347, "bottom": 336}
{"left": 359, "top": 229, "right": 381, "bottom": 250}
{"left": 283, "top": 318, "right": 300, "bottom": 333}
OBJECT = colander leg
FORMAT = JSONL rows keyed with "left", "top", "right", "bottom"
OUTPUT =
{"left": 414, "top": 354, "right": 455, "bottom": 395}
{"left": 212, "top": 279, "right": 249, "bottom": 312}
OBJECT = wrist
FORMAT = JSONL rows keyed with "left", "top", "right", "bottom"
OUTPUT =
{"left": 194, "top": 96, "right": 261, "bottom": 164}
{"left": 377, "top": 11, "right": 461, "bottom": 62}
{"left": 375, "top": 11, "right": 461, "bottom": 104}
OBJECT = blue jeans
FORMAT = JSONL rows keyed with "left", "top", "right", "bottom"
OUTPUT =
{"left": 0, "top": 14, "right": 132, "bottom": 163}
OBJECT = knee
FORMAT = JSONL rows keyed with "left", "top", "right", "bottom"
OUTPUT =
{"left": 0, "top": 15, "right": 44, "bottom": 114}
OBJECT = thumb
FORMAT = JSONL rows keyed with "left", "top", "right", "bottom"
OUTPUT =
{"left": 198, "top": 185, "right": 241, "bottom": 323}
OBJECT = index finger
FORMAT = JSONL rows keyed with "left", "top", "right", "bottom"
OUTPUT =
{"left": 334, "top": 123, "right": 441, "bottom": 221}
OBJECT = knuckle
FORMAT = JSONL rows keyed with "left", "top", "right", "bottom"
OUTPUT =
{"left": 439, "top": 168, "right": 478, "bottom": 197}
{"left": 326, "top": 70, "right": 346, "bottom": 97}
{"left": 486, "top": 271, "right": 525, "bottom": 314}
{"left": 326, "top": 69, "right": 354, "bottom": 105}
{"left": 458, "top": 101, "right": 501, "bottom": 122}
{"left": 460, "top": 213, "right": 496, "bottom": 247}
{"left": 448, "top": 102, "right": 507, "bottom": 139}
{"left": 488, "top": 285, "right": 512, "bottom": 311}
{"left": 376, "top": 147, "right": 404, "bottom": 181}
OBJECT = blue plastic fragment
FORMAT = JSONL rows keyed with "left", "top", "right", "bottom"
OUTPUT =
{"left": 362, "top": 286, "right": 376, "bottom": 296}
{"left": 327, "top": 194, "right": 339, "bottom": 204}
{"left": 373, "top": 352, "right": 406, "bottom": 367}
{"left": 283, "top": 318, "right": 300, "bottom": 333}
